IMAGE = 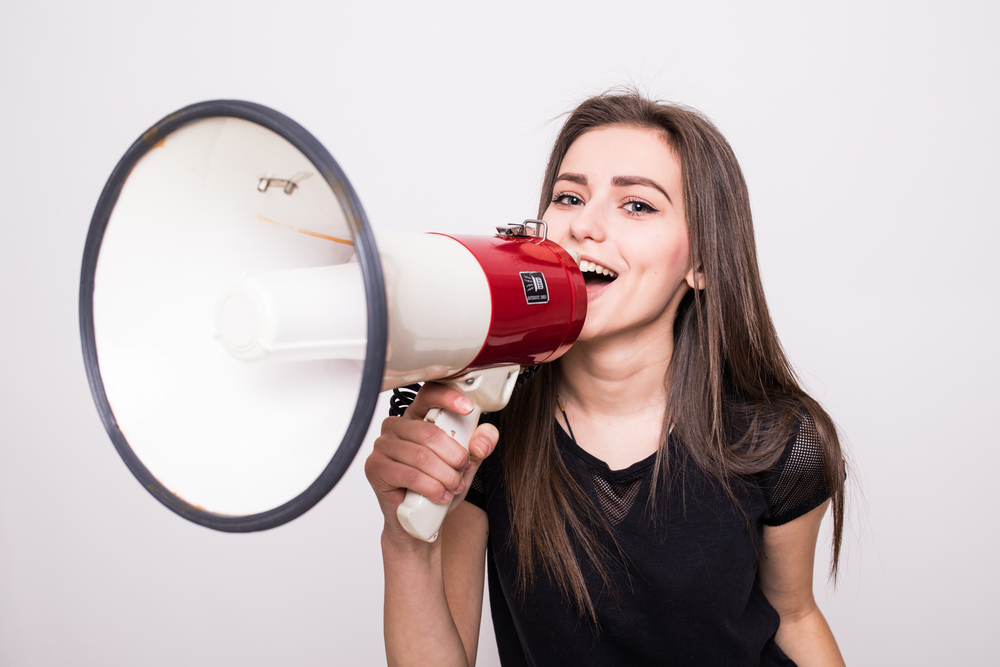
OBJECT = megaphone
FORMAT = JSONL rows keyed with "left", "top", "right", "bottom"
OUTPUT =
{"left": 80, "top": 101, "right": 586, "bottom": 539}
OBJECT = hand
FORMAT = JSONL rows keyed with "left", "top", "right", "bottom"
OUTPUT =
{"left": 365, "top": 383, "right": 499, "bottom": 543}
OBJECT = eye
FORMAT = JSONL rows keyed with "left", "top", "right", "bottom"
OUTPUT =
{"left": 623, "top": 199, "right": 658, "bottom": 216}
{"left": 552, "top": 193, "right": 584, "bottom": 207}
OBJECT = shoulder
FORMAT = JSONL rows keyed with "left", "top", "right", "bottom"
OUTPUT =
{"left": 762, "top": 411, "right": 831, "bottom": 526}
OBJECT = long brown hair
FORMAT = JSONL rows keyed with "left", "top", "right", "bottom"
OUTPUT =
{"left": 495, "top": 91, "right": 846, "bottom": 621}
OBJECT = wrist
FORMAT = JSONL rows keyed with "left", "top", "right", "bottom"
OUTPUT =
{"left": 381, "top": 521, "right": 442, "bottom": 559}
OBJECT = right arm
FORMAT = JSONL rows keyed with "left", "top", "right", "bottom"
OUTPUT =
{"left": 365, "top": 384, "right": 499, "bottom": 667}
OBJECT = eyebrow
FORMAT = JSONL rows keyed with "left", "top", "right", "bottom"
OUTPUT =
{"left": 612, "top": 175, "right": 672, "bottom": 203}
{"left": 555, "top": 172, "right": 588, "bottom": 187}
{"left": 554, "top": 172, "right": 672, "bottom": 203}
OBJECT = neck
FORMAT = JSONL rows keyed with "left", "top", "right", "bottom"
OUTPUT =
{"left": 558, "top": 324, "right": 673, "bottom": 421}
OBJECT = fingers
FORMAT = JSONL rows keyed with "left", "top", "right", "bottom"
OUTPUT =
{"left": 366, "top": 382, "right": 503, "bottom": 538}
{"left": 400, "top": 382, "right": 475, "bottom": 422}
{"left": 374, "top": 418, "right": 470, "bottom": 502}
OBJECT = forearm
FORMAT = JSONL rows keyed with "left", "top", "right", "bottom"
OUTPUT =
{"left": 774, "top": 605, "right": 845, "bottom": 667}
{"left": 381, "top": 527, "right": 470, "bottom": 667}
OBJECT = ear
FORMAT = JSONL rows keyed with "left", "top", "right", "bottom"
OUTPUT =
{"left": 685, "top": 266, "right": 706, "bottom": 290}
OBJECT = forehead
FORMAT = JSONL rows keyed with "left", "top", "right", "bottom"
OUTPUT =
{"left": 559, "top": 125, "right": 680, "bottom": 182}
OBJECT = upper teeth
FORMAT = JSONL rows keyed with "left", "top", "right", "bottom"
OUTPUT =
{"left": 579, "top": 260, "right": 618, "bottom": 278}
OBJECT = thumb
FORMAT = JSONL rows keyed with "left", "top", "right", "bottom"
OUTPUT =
{"left": 451, "top": 423, "right": 499, "bottom": 510}
{"left": 467, "top": 423, "right": 499, "bottom": 466}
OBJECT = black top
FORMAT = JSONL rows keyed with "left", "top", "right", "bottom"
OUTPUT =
{"left": 465, "top": 415, "right": 829, "bottom": 667}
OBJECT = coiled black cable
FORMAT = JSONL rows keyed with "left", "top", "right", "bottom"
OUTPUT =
{"left": 388, "top": 383, "right": 422, "bottom": 417}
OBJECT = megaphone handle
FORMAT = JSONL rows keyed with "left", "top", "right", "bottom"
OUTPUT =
{"left": 395, "top": 406, "right": 482, "bottom": 542}
{"left": 395, "top": 365, "right": 520, "bottom": 542}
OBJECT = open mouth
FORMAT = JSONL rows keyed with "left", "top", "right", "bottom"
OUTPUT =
{"left": 578, "top": 259, "right": 618, "bottom": 285}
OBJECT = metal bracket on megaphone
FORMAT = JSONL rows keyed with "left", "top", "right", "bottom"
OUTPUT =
{"left": 495, "top": 219, "right": 547, "bottom": 240}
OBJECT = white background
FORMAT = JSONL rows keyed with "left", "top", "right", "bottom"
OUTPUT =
{"left": 2, "top": 1, "right": 998, "bottom": 665}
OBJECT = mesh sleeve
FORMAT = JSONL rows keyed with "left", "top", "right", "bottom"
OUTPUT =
{"left": 464, "top": 465, "right": 489, "bottom": 511}
{"left": 765, "top": 412, "right": 830, "bottom": 526}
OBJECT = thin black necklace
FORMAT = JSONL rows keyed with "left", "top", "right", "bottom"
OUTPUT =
{"left": 556, "top": 395, "right": 578, "bottom": 444}
{"left": 558, "top": 396, "right": 673, "bottom": 450}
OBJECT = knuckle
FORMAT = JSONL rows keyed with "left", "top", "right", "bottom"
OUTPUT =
{"left": 416, "top": 419, "right": 444, "bottom": 438}
{"left": 416, "top": 424, "right": 450, "bottom": 451}
{"left": 411, "top": 384, "right": 443, "bottom": 407}
{"left": 443, "top": 447, "right": 469, "bottom": 469}
{"left": 400, "top": 466, "right": 423, "bottom": 488}
{"left": 364, "top": 450, "right": 386, "bottom": 479}
{"left": 411, "top": 446, "right": 434, "bottom": 469}
{"left": 381, "top": 415, "right": 407, "bottom": 434}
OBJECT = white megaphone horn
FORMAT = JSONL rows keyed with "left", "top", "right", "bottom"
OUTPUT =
{"left": 80, "top": 101, "right": 586, "bottom": 540}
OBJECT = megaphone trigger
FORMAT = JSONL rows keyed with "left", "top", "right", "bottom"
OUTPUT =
{"left": 395, "top": 365, "right": 520, "bottom": 542}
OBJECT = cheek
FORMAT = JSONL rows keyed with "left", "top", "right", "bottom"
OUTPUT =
{"left": 637, "top": 232, "right": 690, "bottom": 270}
{"left": 634, "top": 235, "right": 692, "bottom": 293}
{"left": 666, "top": 241, "right": 691, "bottom": 269}
{"left": 662, "top": 229, "right": 692, "bottom": 268}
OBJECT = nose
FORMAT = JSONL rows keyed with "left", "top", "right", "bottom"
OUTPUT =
{"left": 567, "top": 200, "right": 606, "bottom": 244}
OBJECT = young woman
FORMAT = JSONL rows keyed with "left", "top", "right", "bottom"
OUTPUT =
{"left": 365, "top": 92, "right": 847, "bottom": 667}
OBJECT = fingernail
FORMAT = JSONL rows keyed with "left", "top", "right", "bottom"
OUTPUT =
{"left": 443, "top": 491, "right": 453, "bottom": 502}
{"left": 454, "top": 480, "right": 466, "bottom": 494}
{"left": 474, "top": 437, "right": 490, "bottom": 458}
{"left": 458, "top": 397, "right": 474, "bottom": 413}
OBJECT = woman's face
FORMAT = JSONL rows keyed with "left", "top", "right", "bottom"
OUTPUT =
{"left": 543, "top": 124, "right": 699, "bottom": 344}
